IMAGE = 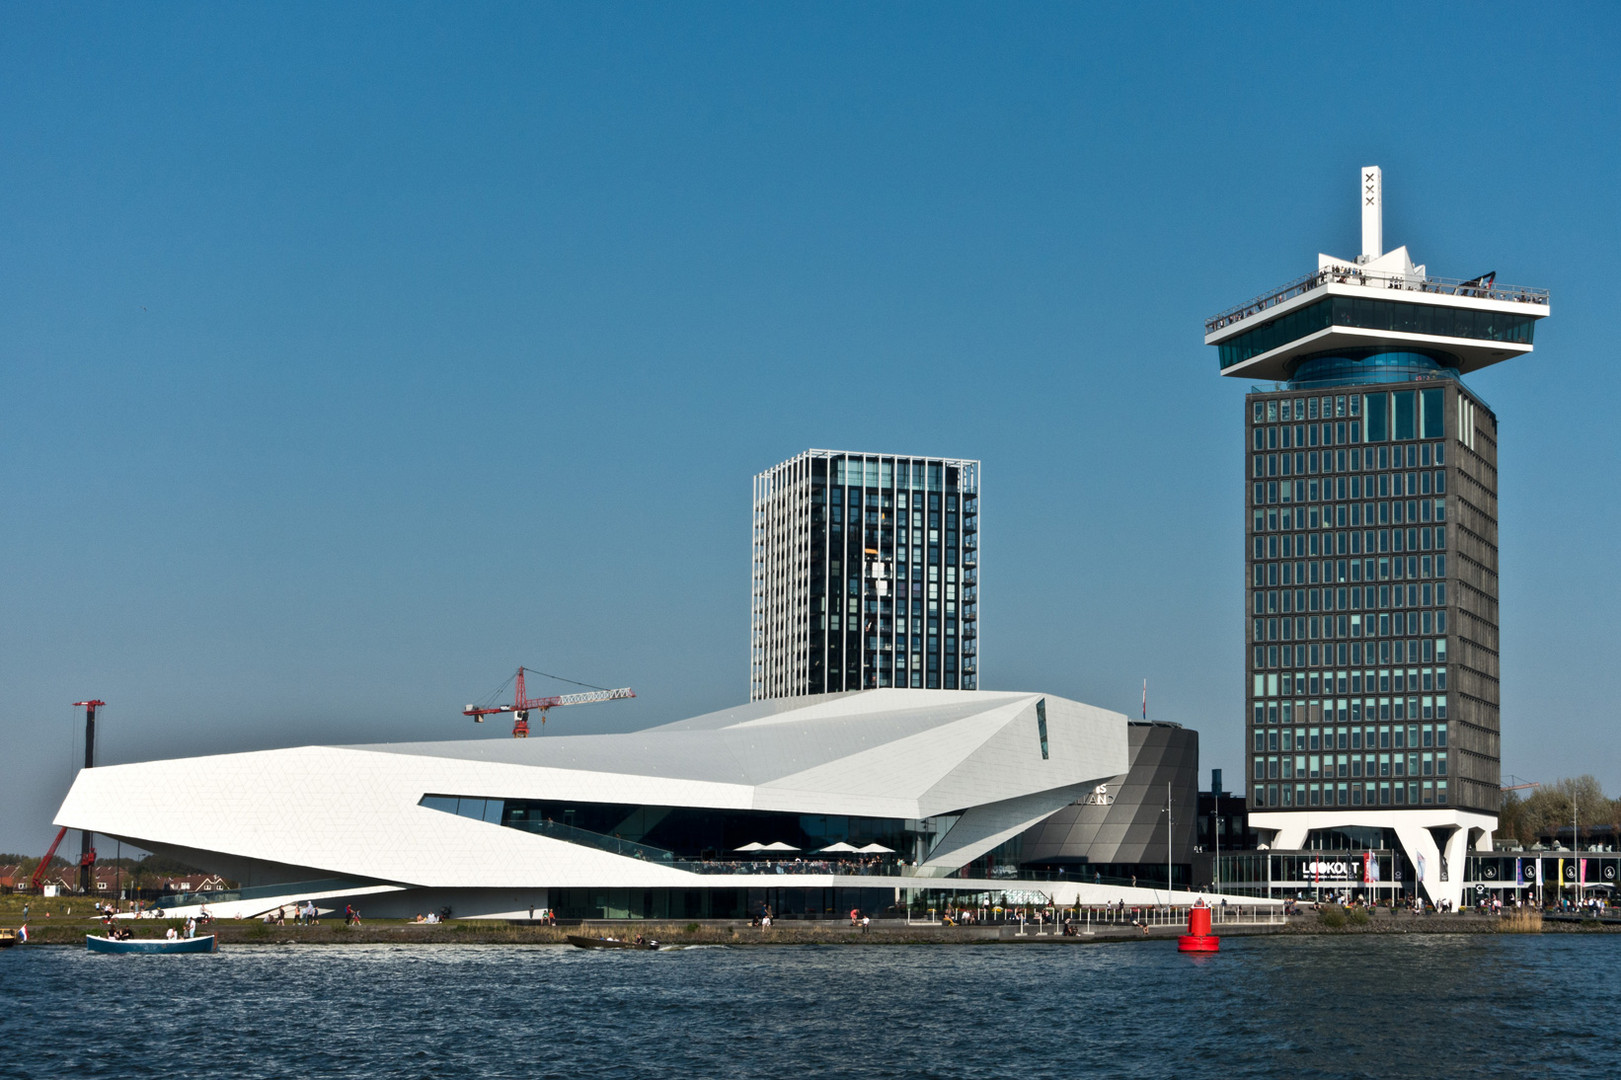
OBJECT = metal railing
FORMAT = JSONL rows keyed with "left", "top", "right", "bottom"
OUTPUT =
{"left": 1205, "top": 266, "right": 1549, "bottom": 335}
{"left": 512, "top": 819, "right": 913, "bottom": 876}
{"left": 908, "top": 903, "right": 1283, "bottom": 932}
{"left": 1025, "top": 903, "right": 1285, "bottom": 934}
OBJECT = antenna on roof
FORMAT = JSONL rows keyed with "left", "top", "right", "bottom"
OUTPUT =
{"left": 1361, "top": 165, "right": 1382, "bottom": 261}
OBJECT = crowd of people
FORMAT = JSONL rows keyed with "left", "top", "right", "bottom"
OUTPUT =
{"left": 690, "top": 856, "right": 898, "bottom": 876}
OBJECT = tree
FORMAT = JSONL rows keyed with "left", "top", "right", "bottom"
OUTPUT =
{"left": 1498, "top": 789, "right": 1528, "bottom": 845}
{"left": 1510, "top": 776, "right": 1614, "bottom": 847}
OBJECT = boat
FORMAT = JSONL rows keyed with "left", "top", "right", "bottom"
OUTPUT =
{"left": 566, "top": 934, "right": 659, "bottom": 951}
{"left": 0, "top": 929, "right": 20, "bottom": 948}
{"left": 86, "top": 933, "right": 217, "bottom": 954}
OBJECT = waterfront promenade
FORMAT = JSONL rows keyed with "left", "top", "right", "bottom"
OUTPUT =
{"left": 7, "top": 905, "right": 1615, "bottom": 947}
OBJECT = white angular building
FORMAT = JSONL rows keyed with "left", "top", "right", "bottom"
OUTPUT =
{"left": 51, "top": 688, "right": 1210, "bottom": 920}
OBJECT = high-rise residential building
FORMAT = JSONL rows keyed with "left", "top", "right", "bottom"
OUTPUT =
{"left": 751, "top": 450, "right": 979, "bottom": 700}
{"left": 1204, "top": 167, "right": 1549, "bottom": 907}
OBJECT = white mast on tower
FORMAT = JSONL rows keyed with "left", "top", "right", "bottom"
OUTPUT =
{"left": 1360, "top": 165, "right": 1382, "bottom": 261}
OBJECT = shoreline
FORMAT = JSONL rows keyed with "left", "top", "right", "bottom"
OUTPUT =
{"left": 8, "top": 911, "right": 1619, "bottom": 947}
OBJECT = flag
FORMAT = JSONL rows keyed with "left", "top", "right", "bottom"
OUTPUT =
{"left": 1581, "top": 859, "right": 1587, "bottom": 888}
{"left": 1535, "top": 858, "right": 1543, "bottom": 888}
{"left": 1515, "top": 858, "right": 1523, "bottom": 887}
{"left": 1363, "top": 851, "right": 1373, "bottom": 884}
{"left": 1558, "top": 860, "right": 1565, "bottom": 890}
{"left": 1142, "top": 679, "right": 1147, "bottom": 721}
{"left": 17, "top": 925, "right": 25, "bottom": 944}
{"left": 1417, "top": 853, "right": 1427, "bottom": 880}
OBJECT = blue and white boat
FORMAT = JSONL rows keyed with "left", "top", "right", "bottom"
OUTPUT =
{"left": 86, "top": 933, "right": 217, "bottom": 954}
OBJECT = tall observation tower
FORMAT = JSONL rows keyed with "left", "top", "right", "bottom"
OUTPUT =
{"left": 1204, "top": 167, "right": 1549, "bottom": 909}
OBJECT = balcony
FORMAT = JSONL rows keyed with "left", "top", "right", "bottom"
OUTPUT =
{"left": 1206, "top": 265, "right": 1548, "bottom": 336}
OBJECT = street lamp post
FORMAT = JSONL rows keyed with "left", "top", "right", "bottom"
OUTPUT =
{"left": 1573, "top": 796, "right": 1580, "bottom": 908}
{"left": 1165, "top": 780, "right": 1173, "bottom": 904}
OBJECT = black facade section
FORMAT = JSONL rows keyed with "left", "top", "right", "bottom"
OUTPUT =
{"left": 1017, "top": 722, "right": 1199, "bottom": 889}
{"left": 1243, "top": 380, "right": 1500, "bottom": 815}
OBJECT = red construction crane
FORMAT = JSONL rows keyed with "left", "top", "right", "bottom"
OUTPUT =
{"left": 71, "top": 699, "right": 104, "bottom": 894}
{"left": 32, "top": 699, "right": 104, "bottom": 894}
{"left": 462, "top": 667, "right": 634, "bottom": 738}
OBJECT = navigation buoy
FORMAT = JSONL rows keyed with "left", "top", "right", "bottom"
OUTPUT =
{"left": 1178, "top": 903, "right": 1220, "bottom": 953}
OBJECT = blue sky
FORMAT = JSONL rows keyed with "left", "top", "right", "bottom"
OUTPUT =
{"left": 2, "top": 4, "right": 1617, "bottom": 853}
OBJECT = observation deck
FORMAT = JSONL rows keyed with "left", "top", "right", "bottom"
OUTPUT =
{"left": 1206, "top": 168, "right": 1549, "bottom": 383}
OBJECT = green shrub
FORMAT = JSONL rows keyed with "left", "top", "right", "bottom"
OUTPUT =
{"left": 1318, "top": 906, "right": 1347, "bottom": 929}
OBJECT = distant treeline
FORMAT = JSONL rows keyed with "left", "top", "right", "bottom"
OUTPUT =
{"left": 2, "top": 850, "right": 213, "bottom": 879}
{"left": 1498, "top": 776, "right": 1621, "bottom": 846}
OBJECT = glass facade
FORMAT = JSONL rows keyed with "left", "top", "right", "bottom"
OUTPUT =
{"left": 752, "top": 451, "right": 980, "bottom": 699}
{"left": 1218, "top": 295, "right": 1538, "bottom": 370}
{"left": 420, "top": 793, "right": 947, "bottom": 866}
{"left": 1244, "top": 372, "right": 1501, "bottom": 815}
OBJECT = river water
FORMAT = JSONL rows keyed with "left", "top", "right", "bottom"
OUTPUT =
{"left": 3, "top": 935, "right": 1616, "bottom": 1078}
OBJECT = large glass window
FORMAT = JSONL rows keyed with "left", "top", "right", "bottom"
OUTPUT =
{"left": 1219, "top": 296, "right": 1538, "bottom": 369}
{"left": 1393, "top": 390, "right": 1416, "bottom": 440}
{"left": 1365, "top": 393, "right": 1388, "bottom": 442}
{"left": 1420, "top": 387, "right": 1445, "bottom": 438}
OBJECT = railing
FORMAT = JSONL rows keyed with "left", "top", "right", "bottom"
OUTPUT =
{"left": 150, "top": 877, "right": 363, "bottom": 909}
{"left": 910, "top": 903, "right": 1284, "bottom": 933}
{"left": 1205, "top": 266, "right": 1549, "bottom": 335}
{"left": 680, "top": 858, "right": 902, "bottom": 877}
{"left": 512, "top": 819, "right": 912, "bottom": 876}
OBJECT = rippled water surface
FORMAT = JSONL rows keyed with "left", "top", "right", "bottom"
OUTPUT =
{"left": 3, "top": 935, "right": 1617, "bottom": 1079}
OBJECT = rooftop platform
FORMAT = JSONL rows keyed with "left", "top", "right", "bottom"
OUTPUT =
{"left": 1206, "top": 255, "right": 1550, "bottom": 382}
{"left": 1206, "top": 264, "right": 1549, "bottom": 337}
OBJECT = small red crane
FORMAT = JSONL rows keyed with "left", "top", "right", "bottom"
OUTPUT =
{"left": 462, "top": 667, "right": 634, "bottom": 738}
{"left": 32, "top": 698, "right": 104, "bottom": 894}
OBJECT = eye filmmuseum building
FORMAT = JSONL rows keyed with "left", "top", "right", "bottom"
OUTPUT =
{"left": 54, "top": 689, "right": 1164, "bottom": 921}
{"left": 1205, "top": 167, "right": 1549, "bottom": 907}
{"left": 752, "top": 450, "right": 980, "bottom": 699}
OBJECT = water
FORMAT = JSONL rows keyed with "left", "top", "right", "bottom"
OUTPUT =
{"left": 3, "top": 935, "right": 1616, "bottom": 1079}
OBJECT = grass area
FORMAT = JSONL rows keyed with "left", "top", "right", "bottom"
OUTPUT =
{"left": 0, "top": 893, "right": 102, "bottom": 921}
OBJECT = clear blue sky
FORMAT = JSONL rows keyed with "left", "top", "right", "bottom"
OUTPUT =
{"left": 2, "top": 4, "right": 1617, "bottom": 853}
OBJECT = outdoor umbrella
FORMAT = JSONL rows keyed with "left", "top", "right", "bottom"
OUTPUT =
{"left": 816, "top": 842, "right": 861, "bottom": 853}
{"left": 760, "top": 842, "right": 801, "bottom": 852}
{"left": 733, "top": 842, "right": 766, "bottom": 852}
{"left": 856, "top": 843, "right": 895, "bottom": 854}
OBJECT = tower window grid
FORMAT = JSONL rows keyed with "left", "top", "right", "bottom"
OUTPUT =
{"left": 751, "top": 450, "right": 979, "bottom": 700}
{"left": 1241, "top": 382, "right": 1502, "bottom": 814}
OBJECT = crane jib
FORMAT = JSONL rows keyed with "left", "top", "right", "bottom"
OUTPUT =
{"left": 461, "top": 668, "right": 635, "bottom": 737}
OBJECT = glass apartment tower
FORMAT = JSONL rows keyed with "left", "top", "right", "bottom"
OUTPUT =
{"left": 751, "top": 450, "right": 980, "bottom": 700}
{"left": 1204, "top": 168, "right": 1549, "bottom": 907}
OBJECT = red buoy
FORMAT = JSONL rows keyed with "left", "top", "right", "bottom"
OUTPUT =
{"left": 1178, "top": 903, "right": 1220, "bottom": 952}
